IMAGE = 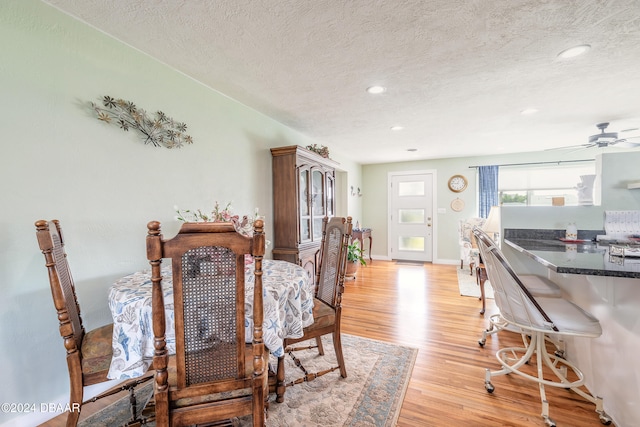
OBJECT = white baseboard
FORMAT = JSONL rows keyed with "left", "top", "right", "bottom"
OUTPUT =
{"left": 369, "top": 255, "right": 460, "bottom": 265}
{"left": 434, "top": 258, "right": 459, "bottom": 265}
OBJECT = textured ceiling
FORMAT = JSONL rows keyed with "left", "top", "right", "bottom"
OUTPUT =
{"left": 43, "top": 0, "right": 640, "bottom": 164}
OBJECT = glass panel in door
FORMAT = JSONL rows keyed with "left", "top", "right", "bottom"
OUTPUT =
{"left": 300, "top": 219, "right": 310, "bottom": 242}
{"left": 299, "top": 169, "right": 309, "bottom": 216}
{"left": 311, "top": 169, "right": 325, "bottom": 241}
{"left": 398, "top": 236, "right": 425, "bottom": 252}
{"left": 326, "top": 175, "right": 334, "bottom": 217}
{"left": 398, "top": 181, "right": 425, "bottom": 197}
{"left": 313, "top": 218, "right": 324, "bottom": 240}
{"left": 399, "top": 209, "right": 425, "bottom": 223}
{"left": 299, "top": 169, "right": 311, "bottom": 241}
{"left": 311, "top": 170, "right": 325, "bottom": 216}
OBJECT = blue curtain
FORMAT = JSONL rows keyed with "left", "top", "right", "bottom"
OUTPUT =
{"left": 478, "top": 165, "right": 499, "bottom": 218}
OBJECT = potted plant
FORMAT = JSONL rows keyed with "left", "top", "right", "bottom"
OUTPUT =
{"left": 345, "top": 242, "right": 366, "bottom": 279}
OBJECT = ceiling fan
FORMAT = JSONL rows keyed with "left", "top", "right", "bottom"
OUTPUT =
{"left": 549, "top": 122, "right": 640, "bottom": 151}
{"left": 586, "top": 122, "right": 640, "bottom": 148}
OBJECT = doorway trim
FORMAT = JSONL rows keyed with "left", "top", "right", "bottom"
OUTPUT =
{"left": 387, "top": 169, "right": 438, "bottom": 262}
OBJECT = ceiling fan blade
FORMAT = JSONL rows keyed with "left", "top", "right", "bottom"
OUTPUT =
{"left": 559, "top": 146, "right": 595, "bottom": 156}
{"left": 611, "top": 138, "right": 640, "bottom": 148}
{"left": 545, "top": 143, "right": 592, "bottom": 151}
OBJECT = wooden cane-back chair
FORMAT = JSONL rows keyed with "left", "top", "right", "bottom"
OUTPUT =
{"left": 35, "top": 220, "right": 123, "bottom": 426}
{"left": 146, "top": 220, "right": 267, "bottom": 427}
{"left": 275, "top": 216, "right": 352, "bottom": 403}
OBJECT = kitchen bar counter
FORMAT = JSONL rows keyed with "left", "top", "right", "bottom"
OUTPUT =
{"left": 501, "top": 226, "right": 640, "bottom": 426}
{"left": 504, "top": 229, "right": 640, "bottom": 279}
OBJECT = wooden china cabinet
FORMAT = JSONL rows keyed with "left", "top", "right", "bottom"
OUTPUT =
{"left": 271, "top": 145, "right": 338, "bottom": 279}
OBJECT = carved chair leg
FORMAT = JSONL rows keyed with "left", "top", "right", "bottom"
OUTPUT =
{"left": 275, "top": 355, "right": 286, "bottom": 403}
{"left": 66, "top": 408, "right": 80, "bottom": 427}
{"left": 469, "top": 261, "right": 475, "bottom": 275}
{"left": 67, "top": 375, "right": 83, "bottom": 427}
{"left": 332, "top": 332, "right": 347, "bottom": 378}
{"left": 315, "top": 336, "right": 324, "bottom": 356}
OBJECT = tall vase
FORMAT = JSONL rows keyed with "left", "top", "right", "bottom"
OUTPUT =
{"left": 576, "top": 174, "right": 596, "bottom": 206}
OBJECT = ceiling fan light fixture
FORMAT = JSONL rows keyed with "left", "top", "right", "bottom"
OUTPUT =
{"left": 589, "top": 133, "right": 618, "bottom": 144}
{"left": 557, "top": 44, "right": 591, "bottom": 59}
{"left": 366, "top": 85, "right": 386, "bottom": 94}
{"left": 588, "top": 122, "right": 618, "bottom": 145}
{"left": 520, "top": 108, "right": 538, "bottom": 115}
{"left": 390, "top": 125, "right": 404, "bottom": 131}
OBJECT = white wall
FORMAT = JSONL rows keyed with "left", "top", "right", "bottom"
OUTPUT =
{"left": 500, "top": 151, "right": 640, "bottom": 427}
{"left": 0, "top": 1, "right": 360, "bottom": 425}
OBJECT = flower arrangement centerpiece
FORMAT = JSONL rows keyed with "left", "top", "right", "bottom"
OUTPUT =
{"left": 174, "top": 201, "right": 265, "bottom": 240}
{"left": 175, "top": 202, "right": 269, "bottom": 264}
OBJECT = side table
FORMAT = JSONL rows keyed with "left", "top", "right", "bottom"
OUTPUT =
{"left": 476, "top": 263, "right": 488, "bottom": 314}
{"left": 352, "top": 228, "right": 373, "bottom": 263}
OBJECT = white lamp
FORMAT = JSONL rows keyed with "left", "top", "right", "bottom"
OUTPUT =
{"left": 483, "top": 206, "right": 501, "bottom": 244}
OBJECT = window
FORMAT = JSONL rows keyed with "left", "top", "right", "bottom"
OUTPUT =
{"left": 498, "top": 162, "right": 595, "bottom": 206}
{"left": 398, "top": 181, "right": 424, "bottom": 196}
{"left": 398, "top": 209, "right": 425, "bottom": 223}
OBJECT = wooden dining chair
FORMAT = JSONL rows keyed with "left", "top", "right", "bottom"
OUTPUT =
{"left": 35, "top": 219, "right": 150, "bottom": 427}
{"left": 274, "top": 216, "right": 352, "bottom": 403}
{"left": 146, "top": 219, "right": 267, "bottom": 427}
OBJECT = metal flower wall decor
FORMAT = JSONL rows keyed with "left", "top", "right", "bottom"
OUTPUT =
{"left": 91, "top": 96, "right": 193, "bottom": 148}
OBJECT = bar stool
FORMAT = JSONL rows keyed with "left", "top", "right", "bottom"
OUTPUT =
{"left": 473, "top": 227, "right": 612, "bottom": 427}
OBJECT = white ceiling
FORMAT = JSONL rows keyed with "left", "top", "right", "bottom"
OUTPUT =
{"left": 43, "top": 0, "right": 640, "bottom": 164}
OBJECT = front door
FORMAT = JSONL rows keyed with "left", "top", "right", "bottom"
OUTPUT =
{"left": 389, "top": 172, "right": 435, "bottom": 262}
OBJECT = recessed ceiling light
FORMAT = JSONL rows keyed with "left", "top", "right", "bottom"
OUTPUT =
{"left": 520, "top": 108, "right": 538, "bottom": 115}
{"left": 391, "top": 126, "right": 404, "bottom": 131}
{"left": 407, "top": 148, "right": 418, "bottom": 152}
{"left": 557, "top": 44, "right": 591, "bottom": 59}
{"left": 366, "top": 85, "right": 386, "bottom": 94}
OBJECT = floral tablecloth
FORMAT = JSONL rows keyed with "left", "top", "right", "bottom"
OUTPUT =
{"left": 107, "top": 259, "right": 314, "bottom": 380}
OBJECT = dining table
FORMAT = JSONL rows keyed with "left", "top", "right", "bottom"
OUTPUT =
{"left": 107, "top": 259, "right": 314, "bottom": 380}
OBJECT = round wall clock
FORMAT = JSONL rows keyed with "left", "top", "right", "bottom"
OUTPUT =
{"left": 448, "top": 174, "right": 468, "bottom": 193}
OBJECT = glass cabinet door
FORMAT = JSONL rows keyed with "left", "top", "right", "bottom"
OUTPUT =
{"left": 311, "top": 169, "right": 325, "bottom": 241}
{"left": 311, "top": 170, "right": 325, "bottom": 215}
{"left": 326, "top": 174, "right": 335, "bottom": 217}
{"left": 299, "top": 168, "right": 311, "bottom": 242}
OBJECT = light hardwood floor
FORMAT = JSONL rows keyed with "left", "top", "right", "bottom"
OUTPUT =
{"left": 41, "top": 261, "right": 612, "bottom": 427}
{"left": 342, "top": 261, "right": 611, "bottom": 427}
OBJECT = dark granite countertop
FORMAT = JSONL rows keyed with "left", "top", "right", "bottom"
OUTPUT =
{"left": 504, "top": 231, "right": 640, "bottom": 279}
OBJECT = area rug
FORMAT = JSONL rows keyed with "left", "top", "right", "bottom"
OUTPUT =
{"left": 81, "top": 334, "right": 417, "bottom": 427}
{"left": 457, "top": 267, "right": 494, "bottom": 299}
{"left": 262, "top": 334, "right": 417, "bottom": 427}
